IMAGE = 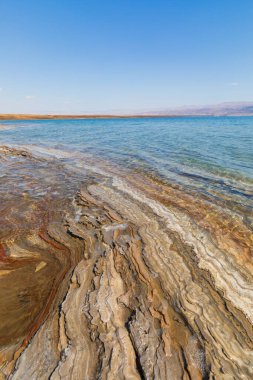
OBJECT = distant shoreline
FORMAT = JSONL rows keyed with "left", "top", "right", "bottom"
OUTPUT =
{"left": 0, "top": 113, "right": 253, "bottom": 120}
{"left": 0, "top": 114, "right": 183, "bottom": 120}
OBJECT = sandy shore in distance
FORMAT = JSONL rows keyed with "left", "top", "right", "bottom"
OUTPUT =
{"left": 0, "top": 114, "right": 174, "bottom": 120}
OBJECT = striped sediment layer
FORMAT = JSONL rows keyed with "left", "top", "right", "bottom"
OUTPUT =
{"left": 0, "top": 146, "right": 252, "bottom": 379}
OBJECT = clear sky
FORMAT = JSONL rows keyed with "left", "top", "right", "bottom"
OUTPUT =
{"left": 0, "top": 0, "right": 253, "bottom": 114}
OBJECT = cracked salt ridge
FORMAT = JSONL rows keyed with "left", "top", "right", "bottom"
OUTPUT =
{"left": 111, "top": 177, "right": 253, "bottom": 323}
{"left": 102, "top": 223, "right": 128, "bottom": 232}
{"left": 5, "top": 183, "right": 253, "bottom": 378}
{"left": 89, "top": 186, "right": 252, "bottom": 378}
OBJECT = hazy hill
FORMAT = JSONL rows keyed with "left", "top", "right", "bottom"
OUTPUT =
{"left": 142, "top": 102, "right": 253, "bottom": 116}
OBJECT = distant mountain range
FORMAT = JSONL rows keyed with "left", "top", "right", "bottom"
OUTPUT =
{"left": 141, "top": 102, "right": 253, "bottom": 116}
{"left": 0, "top": 102, "right": 253, "bottom": 119}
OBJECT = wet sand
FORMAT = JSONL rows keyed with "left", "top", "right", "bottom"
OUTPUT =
{"left": 0, "top": 145, "right": 253, "bottom": 379}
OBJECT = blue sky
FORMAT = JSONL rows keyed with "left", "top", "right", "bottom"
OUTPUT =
{"left": 0, "top": 0, "right": 252, "bottom": 113}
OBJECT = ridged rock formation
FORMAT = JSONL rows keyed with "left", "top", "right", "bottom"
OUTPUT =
{"left": 0, "top": 146, "right": 252, "bottom": 379}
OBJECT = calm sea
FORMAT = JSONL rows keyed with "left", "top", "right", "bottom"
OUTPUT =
{"left": 0, "top": 116, "right": 252, "bottom": 204}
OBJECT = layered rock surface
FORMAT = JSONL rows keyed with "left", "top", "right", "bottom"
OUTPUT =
{"left": 0, "top": 147, "right": 252, "bottom": 379}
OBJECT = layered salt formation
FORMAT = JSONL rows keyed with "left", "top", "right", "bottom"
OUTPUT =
{"left": 0, "top": 146, "right": 252, "bottom": 380}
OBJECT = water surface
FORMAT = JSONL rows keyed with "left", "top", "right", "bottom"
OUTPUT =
{"left": 1, "top": 116, "right": 252, "bottom": 204}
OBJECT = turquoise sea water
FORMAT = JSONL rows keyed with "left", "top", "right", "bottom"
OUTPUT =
{"left": 0, "top": 117, "right": 253, "bottom": 203}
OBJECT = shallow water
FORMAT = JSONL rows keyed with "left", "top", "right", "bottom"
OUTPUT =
{"left": 1, "top": 116, "right": 252, "bottom": 207}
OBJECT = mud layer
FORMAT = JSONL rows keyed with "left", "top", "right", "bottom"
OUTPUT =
{"left": 0, "top": 146, "right": 253, "bottom": 380}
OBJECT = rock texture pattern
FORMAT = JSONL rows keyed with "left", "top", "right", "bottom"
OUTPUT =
{"left": 0, "top": 146, "right": 252, "bottom": 380}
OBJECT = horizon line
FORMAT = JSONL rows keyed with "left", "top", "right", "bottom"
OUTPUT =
{"left": 1, "top": 113, "right": 253, "bottom": 121}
